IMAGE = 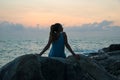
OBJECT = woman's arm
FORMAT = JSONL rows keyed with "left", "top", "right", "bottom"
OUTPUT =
{"left": 39, "top": 36, "right": 52, "bottom": 56}
{"left": 63, "top": 32, "right": 80, "bottom": 59}
{"left": 63, "top": 32, "right": 76, "bottom": 56}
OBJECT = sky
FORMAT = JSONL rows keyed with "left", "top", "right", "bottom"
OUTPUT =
{"left": 0, "top": 0, "right": 120, "bottom": 27}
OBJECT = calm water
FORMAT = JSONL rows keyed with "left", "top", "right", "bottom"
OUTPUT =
{"left": 0, "top": 35, "right": 120, "bottom": 68}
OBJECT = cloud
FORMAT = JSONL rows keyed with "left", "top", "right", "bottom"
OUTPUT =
{"left": 0, "top": 20, "right": 119, "bottom": 32}
{"left": 65, "top": 20, "right": 120, "bottom": 32}
{"left": 0, "top": 21, "right": 24, "bottom": 32}
{"left": 0, "top": 21, "right": 49, "bottom": 40}
{"left": 64, "top": 20, "right": 120, "bottom": 37}
{"left": 0, "top": 20, "right": 120, "bottom": 39}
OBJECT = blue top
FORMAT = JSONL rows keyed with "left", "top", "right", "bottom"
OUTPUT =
{"left": 48, "top": 32, "right": 66, "bottom": 58}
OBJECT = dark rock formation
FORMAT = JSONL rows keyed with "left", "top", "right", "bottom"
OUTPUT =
{"left": 89, "top": 44, "right": 120, "bottom": 80}
{"left": 109, "top": 44, "right": 120, "bottom": 52}
{"left": 0, "top": 54, "right": 119, "bottom": 80}
{"left": 98, "top": 44, "right": 120, "bottom": 53}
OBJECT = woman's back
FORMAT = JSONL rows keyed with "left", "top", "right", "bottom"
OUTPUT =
{"left": 49, "top": 32, "right": 66, "bottom": 58}
{"left": 40, "top": 23, "right": 79, "bottom": 59}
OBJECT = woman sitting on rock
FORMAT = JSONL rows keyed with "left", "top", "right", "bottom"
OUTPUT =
{"left": 39, "top": 23, "right": 79, "bottom": 59}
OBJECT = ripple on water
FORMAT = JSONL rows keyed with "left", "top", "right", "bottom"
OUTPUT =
{"left": 0, "top": 37, "right": 120, "bottom": 67}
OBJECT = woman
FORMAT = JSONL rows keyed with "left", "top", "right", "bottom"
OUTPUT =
{"left": 39, "top": 23, "right": 79, "bottom": 59}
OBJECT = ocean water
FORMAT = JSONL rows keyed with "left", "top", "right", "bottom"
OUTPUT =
{"left": 0, "top": 34, "right": 120, "bottom": 68}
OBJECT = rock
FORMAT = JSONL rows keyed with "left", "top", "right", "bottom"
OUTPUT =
{"left": 91, "top": 50, "right": 120, "bottom": 79}
{"left": 0, "top": 54, "right": 119, "bottom": 80}
{"left": 109, "top": 44, "right": 120, "bottom": 52}
{"left": 0, "top": 54, "right": 90, "bottom": 80}
{"left": 98, "top": 47, "right": 109, "bottom": 53}
{"left": 68, "top": 55, "right": 118, "bottom": 80}
{"left": 90, "top": 54, "right": 109, "bottom": 61}
{"left": 99, "top": 44, "right": 120, "bottom": 53}
{"left": 106, "top": 51, "right": 120, "bottom": 56}
{"left": 87, "top": 52, "right": 100, "bottom": 57}
{"left": 108, "top": 61, "right": 120, "bottom": 75}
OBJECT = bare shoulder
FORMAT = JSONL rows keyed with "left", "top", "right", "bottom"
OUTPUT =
{"left": 62, "top": 32, "right": 67, "bottom": 40}
{"left": 48, "top": 35, "right": 53, "bottom": 43}
{"left": 62, "top": 32, "right": 67, "bottom": 37}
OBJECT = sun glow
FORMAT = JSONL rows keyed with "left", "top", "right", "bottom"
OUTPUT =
{"left": 0, "top": 0, "right": 120, "bottom": 27}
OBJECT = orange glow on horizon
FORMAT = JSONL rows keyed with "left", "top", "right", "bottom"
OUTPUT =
{"left": 0, "top": 0, "right": 120, "bottom": 27}
{"left": 6, "top": 12, "right": 115, "bottom": 27}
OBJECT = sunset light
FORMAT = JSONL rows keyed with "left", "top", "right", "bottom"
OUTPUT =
{"left": 0, "top": 0, "right": 120, "bottom": 27}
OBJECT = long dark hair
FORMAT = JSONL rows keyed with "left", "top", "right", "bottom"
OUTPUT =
{"left": 50, "top": 23, "right": 63, "bottom": 42}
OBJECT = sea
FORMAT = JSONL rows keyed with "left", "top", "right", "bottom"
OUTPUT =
{"left": 0, "top": 31, "right": 120, "bottom": 68}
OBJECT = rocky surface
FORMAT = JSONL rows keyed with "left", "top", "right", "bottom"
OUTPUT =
{"left": 98, "top": 44, "right": 120, "bottom": 53}
{"left": 89, "top": 44, "right": 120, "bottom": 80}
{"left": 0, "top": 44, "right": 120, "bottom": 80}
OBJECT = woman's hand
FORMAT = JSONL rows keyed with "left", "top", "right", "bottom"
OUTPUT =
{"left": 73, "top": 54, "right": 80, "bottom": 60}
{"left": 39, "top": 52, "right": 43, "bottom": 56}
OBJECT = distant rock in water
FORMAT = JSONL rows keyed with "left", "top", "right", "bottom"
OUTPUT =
{"left": 98, "top": 44, "right": 120, "bottom": 53}
{"left": 0, "top": 44, "right": 120, "bottom": 80}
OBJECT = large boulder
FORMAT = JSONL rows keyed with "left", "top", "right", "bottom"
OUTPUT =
{"left": 0, "top": 54, "right": 119, "bottom": 80}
